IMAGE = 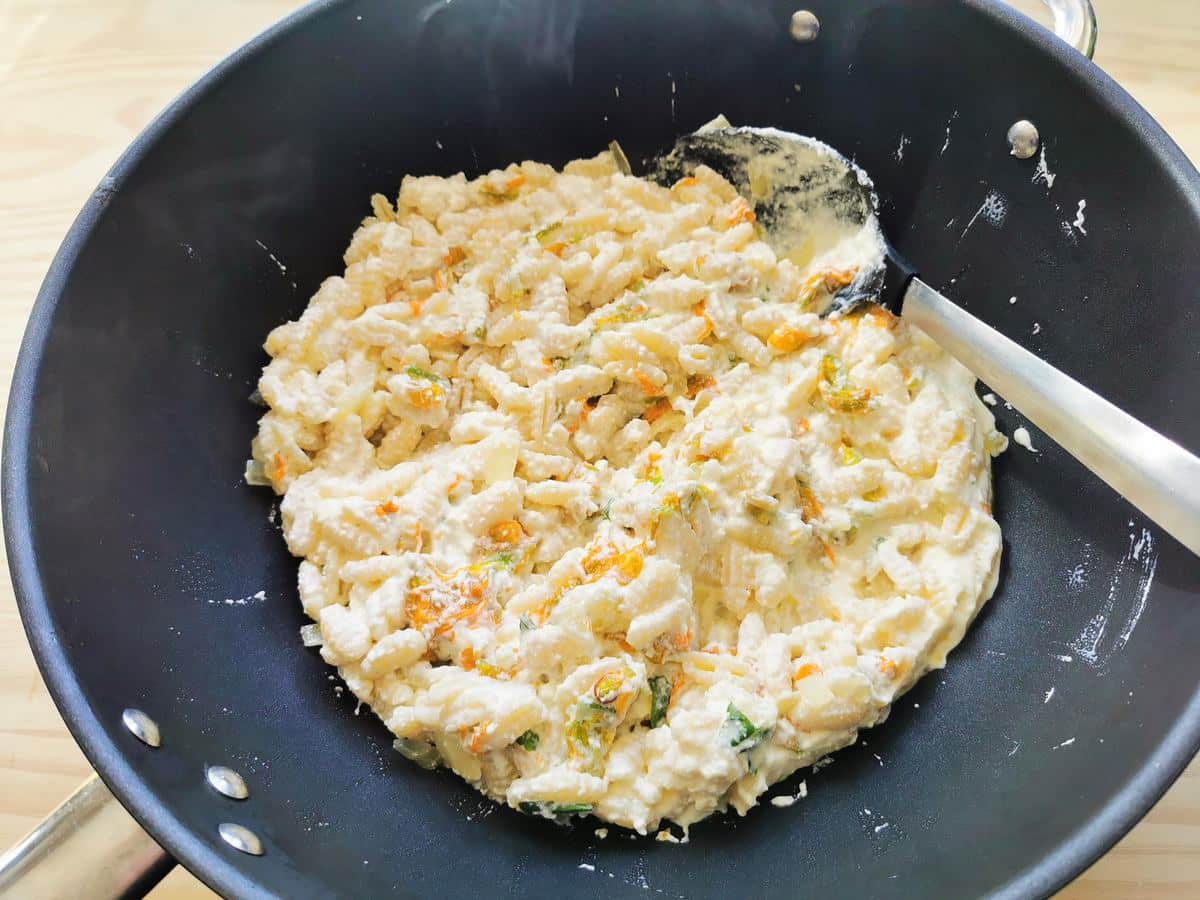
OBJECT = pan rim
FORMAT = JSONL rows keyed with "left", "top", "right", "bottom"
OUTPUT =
{"left": 3, "top": 1, "right": 1198, "bottom": 898}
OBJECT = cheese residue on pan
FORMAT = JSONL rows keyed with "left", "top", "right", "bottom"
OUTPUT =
{"left": 249, "top": 150, "right": 1006, "bottom": 833}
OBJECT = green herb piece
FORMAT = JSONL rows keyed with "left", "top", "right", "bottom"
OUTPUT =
{"left": 519, "top": 614, "right": 536, "bottom": 632}
{"left": 405, "top": 366, "right": 442, "bottom": 383}
{"left": 515, "top": 729, "right": 540, "bottom": 751}
{"left": 518, "top": 801, "right": 542, "bottom": 816}
{"left": 648, "top": 676, "right": 672, "bottom": 728}
{"left": 726, "top": 704, "right": 766, "bottom": 749}
{"left": 600, "top": 499, "right": 613, "bottom": 521}
{"left": 550, "top": 803, "right": 593, "bottom": 816}
{"left": 535, "top": 221, "right": 562, "bottom": 244}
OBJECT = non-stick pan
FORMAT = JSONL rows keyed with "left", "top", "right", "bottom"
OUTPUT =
{"left": 4, "top": 0, "right": 1200, "bottom": 897}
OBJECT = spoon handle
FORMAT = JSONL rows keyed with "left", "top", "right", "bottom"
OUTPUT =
{"left": 900, "top": 276, "right": 1200, "bottom": 557}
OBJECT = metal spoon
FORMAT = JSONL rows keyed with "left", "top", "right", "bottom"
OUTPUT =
{"left": 649, "top": 125, "right": 1200, "bottom": 557}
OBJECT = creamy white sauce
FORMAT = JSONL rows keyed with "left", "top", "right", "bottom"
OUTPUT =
{"left": 250, "top": 150, "right": 1004, "bottom": 834}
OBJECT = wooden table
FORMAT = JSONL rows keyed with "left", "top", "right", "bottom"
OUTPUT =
{"left": 1, "top": 2, "right": 1197, "bottom": 897}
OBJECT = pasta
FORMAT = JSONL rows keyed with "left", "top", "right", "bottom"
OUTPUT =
{"left": 249, "top": 149, "right": 1006, "bottom": 833}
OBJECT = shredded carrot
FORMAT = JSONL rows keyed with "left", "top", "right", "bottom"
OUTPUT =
{"left": 409, "top": 299, "right": 424, "bottom": 317}
{"left": 582, "top": 542, "right": 644, "bottom": 585}
{"left": 444, "top": 246, "right": 467, "bottom": 266}
{"left": 702, "top": 642, "right": 734, "bottom": 656}
{"left": 643, "top": 397, "right": 672, "bottom": 424}
{"left": 795, "top": 418, "right": 811, "bottom": 436}
{"left": 671, "top": 629, "right": 694, "bottom": 651}
{"left": 767, "top": 325, "right": 814, "bottom": 353}
{"left": 819, "top": 537, "right": 837, "bottom": 566}
{"left": 412, "top": 521, "right": 423, "bottom": 550}
{"left": 468, "top": 723, "right": 489, "bottom": 754}
{"left": 461, "top": 645, "right": 476, "bottom": 671}
{"left": 686, "top": 375, "right": 716, "bottom": 398}
{"left": 822, "top": 269, "right": 856, "bottom": 292}
{"left": 272, "top": 452, "right": 287, "bottom": 482}
{"left": 633, "top": 370, "right": 660, "bottom": 396}
{"left": 673, "top": 176, "right": 699, "bottom": 190}
{"left": 792, "top": 662, "right": 822, "bottom": 683}
{"left": 487, "top": 519, "right": 524, "bottom": 545}
{"left": 614, "top": 636, "right": 638, "bottom": 655}
{"left": 375, "top": 500, "right": 398, "bottom": 516}
{"left": 447, "top": 474, "right": 465, "bottom": 496}
{"left": 544, "top": 241, "right": 568, "bottom": 257}
{"left": 878, "top": 657, "right": 899, "bottom": 678}
{"left": 692, "top": 301, "right": 714, "bottom": 341}
{"left": 434, "top": 269, "right": 450, "bottom": 292}
{"left": 726, "top": 196, "right": 756, "bottom": 226}
{"left": 865, "top": 304, "right": 898, "bottom": 328}
{"left": 506, "top": 173, "right": 526, "bottom": 192}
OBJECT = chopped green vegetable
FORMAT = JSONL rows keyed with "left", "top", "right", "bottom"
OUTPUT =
{"left": 550, "top": 803, "right": 593, "bottom": 816}
{"left": 519, "top": 614, "right": 536, "bottom": 632}
{"left": 518, "top": 801, "right": 542, "bottom": 816}
{"left": 405, "top": 366, "right": 442, "bottom": 383}
{"left": 600, "top": 499, "right": 613, "bottom": 521}
{"left": 648, "top": 675, "right": 672, "bottom": 728}
{"left": 393, "top": 738, "right": 440, "bottom": 770}
{"left": 515, "top": 729, "right": 540, "bottom": 751}
{"left": 534, "top": 221, "right": 562, "bottom": 244}
{"left": 725, "top": 704, "right": 767, "bottom": 749}
{"left": 608, "top": 140, "right": 632, "bottom": 176}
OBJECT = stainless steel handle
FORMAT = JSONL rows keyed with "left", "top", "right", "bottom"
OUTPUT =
{"left": 0, "top": 775, "right": 174, "bottom": 899}
{"left": 1038, "top": 0, "right": 1098, "bottom": 58}
{"left": 904, "top": 278, "right": 1200, "bottom": 557}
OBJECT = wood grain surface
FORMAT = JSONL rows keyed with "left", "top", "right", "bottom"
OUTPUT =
{"left": 1, "top": 2, "right": 1197, "bottom": 897}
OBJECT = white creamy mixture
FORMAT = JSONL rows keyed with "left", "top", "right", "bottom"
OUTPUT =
{"left": 249, "top": 150, "right": 1006, "bottom": 833}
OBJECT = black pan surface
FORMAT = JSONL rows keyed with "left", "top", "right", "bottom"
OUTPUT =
{"left": 6, "top": 1, "right": 1200, "bottom": 897}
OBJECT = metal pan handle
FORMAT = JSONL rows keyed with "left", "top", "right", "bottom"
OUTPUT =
{"left": 1037, "top": 0, "right": 1098, "bottom": 58}
{"left": 0, "top": 775, "right": 174, "bottom": 899}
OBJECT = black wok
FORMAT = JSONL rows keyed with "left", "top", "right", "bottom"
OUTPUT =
{"left": 6, "top": 0, "right": 1200, "bottom": 897}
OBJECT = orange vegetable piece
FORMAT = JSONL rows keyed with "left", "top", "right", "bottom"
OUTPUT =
{"left": 795, "top": 418, "right": 811, "bottom": 436}
{"left": 822, "top": 269, "right": 856, "bottom": 292}
{"left": 643, "top": 398, "right": 673, "bottom": 424}
{"left": 819, "top": 538, "right": 837, "bottom": 565}
{"left": 487, "top": 519, "right": 524, "bottom": 545}
{"left": 634, "top": 370, "right": 659, "bottom": 395}
{"left": 674, "top": 176, "right": 699, "bottom": 189}
{"left": 506, "top": 173, "right": 526, "bottom": 192}
{"left": 545, "top": 241, "right": 568, "bottom": 257}
{"left": 468, "top": 723, "right": 489, "bottom": 753}
{"left": 878, "top": 657, "right": 899, "bottom": 678}
{"left": 461, "top": 645, "right": 476, "bottom": 671}
{"left": 797, "top": 485, "right": 822, "bottom": 522}
{"left": 686, "top": 375, "right": 716, "bottom": 398}
{"left": 375, "top": 500, "right": 399, "bottom": 516}
{"left": 767, "top": 325, "right": 813, "bottom": 353}
{"left": 726, "top": 196, "right": 756, "bottom": 226}
{"left": 792, "top": 662, "right": 822, "bottom": 683}
{"left": 271, "top": 452, "right": 287, "bottom": 482}
{"left": 692, "top": 301, "right": 714, "bottom": 341}
{"left": 444, "top": 246, "right": 467, "bottom": 266}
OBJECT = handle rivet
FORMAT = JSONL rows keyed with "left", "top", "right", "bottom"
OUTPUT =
{"left": 1007, "top": 120, "right": 1040, "bottom": 159}
{"left": 121, "top": 709, "right": 161, "bottom": 748}
{"left": 218, "top": 823, "right": 264, "bottom": 856}
{"left": 206, "top": 766, "right": 250, "bottom": 800}
{"left": 789, "top": 10, "right": 820, "bottom": 42}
